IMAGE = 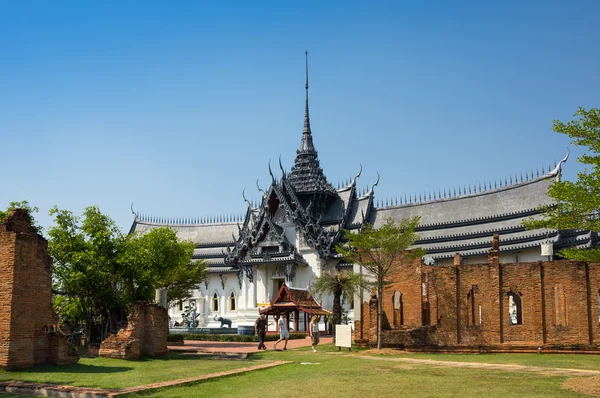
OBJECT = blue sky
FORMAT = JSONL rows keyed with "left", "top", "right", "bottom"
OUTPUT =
{"left": 1, "top": 1, "right": 599, "bottom": 233}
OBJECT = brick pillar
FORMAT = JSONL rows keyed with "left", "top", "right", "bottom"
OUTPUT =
{"left": 454, "top": 253, "right": 463, "bottom": 266}
{"left": 0, "top": 210, "right": 62, "bottom": 369}
{"left": 488, "top": 234, "right": 500, "bottom": 266}
{"left": 369, "top": 294, "right": 378, "bottom": 345}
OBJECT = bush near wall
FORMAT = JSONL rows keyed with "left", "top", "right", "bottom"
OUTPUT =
{"left": 168, "top": 333, "right": 307, "bottom": 343}
{"left": 167, "top": 334, "right": 184, "bottom": 343}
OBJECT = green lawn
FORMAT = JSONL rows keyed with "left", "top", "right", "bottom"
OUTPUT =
{"left": 356, "top": 350, "right": 600, "bottom": 371}
{"left": 121, "top": 345, "right": 593, "bottom": 397}
{"left": 0, "top": 354, "right": 261, "bottom": 390}
{"left": 2, "top": 346, "right": 599, "bottom": 397}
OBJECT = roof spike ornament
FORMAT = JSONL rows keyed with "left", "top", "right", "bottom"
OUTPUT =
{"left": 278, "top": 155, "right": 286, "bottom": 179}
{"left": 256, "top": 179, "right": 266, "bottom": 199}
{"left": 268, "top": 160, "right": 276, "bottom": 183}
{"left": 541, "top": 165, "right": 545, "bottom": 174}
{"left": 303, "top": 50, "right": 312, "bottom": 136}
{"left": 536, "top": 167, "right": 540, "bottom": 177}
{"left": 351, "top": 163, "right": 362, "bottom": 187}
{"left": 548, "top": 149, "right": 570, "bottom": 178}
{"left": 242, "top": 189, "right": 252, "bottom": 208}
{"left": 368, "top": 172, "right": 380, "bottom": 195}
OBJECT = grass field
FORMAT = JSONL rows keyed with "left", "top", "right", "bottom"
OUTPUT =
{"left": 117, "top": 346, "right": 594, "bottom": 397}
{"left": 2, "top": 346, "right": 600, "bottom": 397}
{"left": 355, "top": 349, "right": 600, "bottom": 371}
{"left": 0, "top": 354, "right": 261, "bottom": 390}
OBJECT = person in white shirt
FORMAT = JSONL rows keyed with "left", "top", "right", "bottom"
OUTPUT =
{"left": 310, "top": 315, "right": 320, "bottom": 353}
{"left": 274, "top": 314, "right": 289, "bottom": 351}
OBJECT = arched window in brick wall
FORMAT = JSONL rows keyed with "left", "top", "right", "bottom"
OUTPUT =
{"left": 597, "top": 290, "right": 600, "bottom": 323}
{"left": 467, "top": 285, "right": 480, "bottom": 326}
{"left": 212, "top": 293, "right": 219, "bottom": 312}
{"left": 507, "top": 289, "right": 522, "bottom": 325}
{"left": 393, "top": 291, "right": 403, "bottom": 327}
{"left": 598, "top": 289, "right": 600, "bottom": 323}
{"left": 553, "top": 284, "right": 567, "bottom": 326}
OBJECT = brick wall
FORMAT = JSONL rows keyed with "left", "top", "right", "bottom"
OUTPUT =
{"left": 356, "top": 239, "right": 600, "bottom": 351}
{"left": 0, "top": 210, "right": 78, "bottom": 369}
{"left": 99, "top": 301, "right": 168, "bottom": 360}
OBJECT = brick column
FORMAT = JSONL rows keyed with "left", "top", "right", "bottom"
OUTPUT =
{"left": 369, "top": 294, "right": 378, "bottom": 345}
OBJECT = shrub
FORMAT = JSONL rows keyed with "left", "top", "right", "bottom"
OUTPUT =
{"left": 167, "top": 334, "right": 184, "bottom": 343}
{"left": 179, "top": 332, "right": 307, "bottom": 342}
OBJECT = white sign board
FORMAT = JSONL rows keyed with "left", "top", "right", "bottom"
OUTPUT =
{"left": 335, "top": 324, "right": 353, "bottom": 349}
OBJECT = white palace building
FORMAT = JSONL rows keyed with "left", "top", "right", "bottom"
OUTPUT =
{"left": 128, "top": 55, "right": 581, "bottom": 330}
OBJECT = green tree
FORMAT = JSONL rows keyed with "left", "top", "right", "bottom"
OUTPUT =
{"left": 336, "top": 217, "right": 424, "bottom": 349}
{"left": 311, "top": 269, "right": 368, "bottom": 340}
{"left": 48, "top": 206, "right": 206, "bottom": 344}
{"left": 0, "top": 200, "right": 41, "bottom": 231}
{"left": 48, "top": 206, "right": 124, "bottom": 343}
{"left": 524, "top": 107, "right": 600, "bottom": 261}
{"left": 120, "top": 227, "right": 207, "bottom": 306}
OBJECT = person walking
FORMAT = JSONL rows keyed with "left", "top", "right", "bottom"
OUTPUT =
{"left": 255, "top": 314, "right": 268, "bottom": 350}
{"left": 273, "top": 314, "right": 289, "bottom": 351}
{"left": 310, "top": 315, "right": 320, "bottom": 353}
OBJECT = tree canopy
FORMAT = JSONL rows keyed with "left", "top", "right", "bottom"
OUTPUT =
{"left": 48, "top": 205, "right": 206, "bottom": 343}
{"left": 336, "top": 217, "right": 424, "bottom": 349}
{"left": 524, "top": 107, "right": 600, "bottom": 261}
{"left": 312, "top": 269, "right": 367, "bottom": 330}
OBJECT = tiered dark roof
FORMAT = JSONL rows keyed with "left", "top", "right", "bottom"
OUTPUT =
{"left": 288, "top": 52, "right": 337, "bottom": 197}
{"left": 128, "top": 56, "right": 589, "bottom": 275}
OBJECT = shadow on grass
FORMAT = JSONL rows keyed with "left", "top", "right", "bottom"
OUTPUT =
{"left": 7, "top": 363, "right": 134, "bottom": 374}
{"left": 135, "top": 353, "right": 246, "bottom": 362}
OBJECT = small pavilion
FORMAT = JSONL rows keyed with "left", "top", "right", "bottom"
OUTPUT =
{"left": 259, "top": 282, "right": 331, "bottom": 333}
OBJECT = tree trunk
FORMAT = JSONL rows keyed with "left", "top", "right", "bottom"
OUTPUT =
{"left": 377, "top": 279, "right": 383, "bottom": 350}
{"left": 332, "top": 289, "right": 342, "bottom": 344}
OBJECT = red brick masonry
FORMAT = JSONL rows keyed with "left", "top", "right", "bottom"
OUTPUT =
{"left": 356, "top": 238, "right": 600, "bottom": 351}
{"left": 0, "top": 210, "right": 78, "bottom": 369}
{"left": 99, "top": 301, "right": 168, "bottom": 360}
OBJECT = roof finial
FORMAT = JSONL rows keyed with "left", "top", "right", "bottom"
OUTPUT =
{"left": 303, "top": 50, "right": 311, "bottom": 135}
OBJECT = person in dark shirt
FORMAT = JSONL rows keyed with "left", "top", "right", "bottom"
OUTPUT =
{"left": 255, "top": 314, "right": 268, "bottom": 350}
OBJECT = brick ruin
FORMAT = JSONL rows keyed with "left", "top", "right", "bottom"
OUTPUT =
{"left": 0, "top": 209, "right": 78, "bottom": 369}
{"left": 99, "top": 301, "right": 168, "bottom": 360}
{"left": 356, "top": 235, "right": 600, "bottom": 352}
